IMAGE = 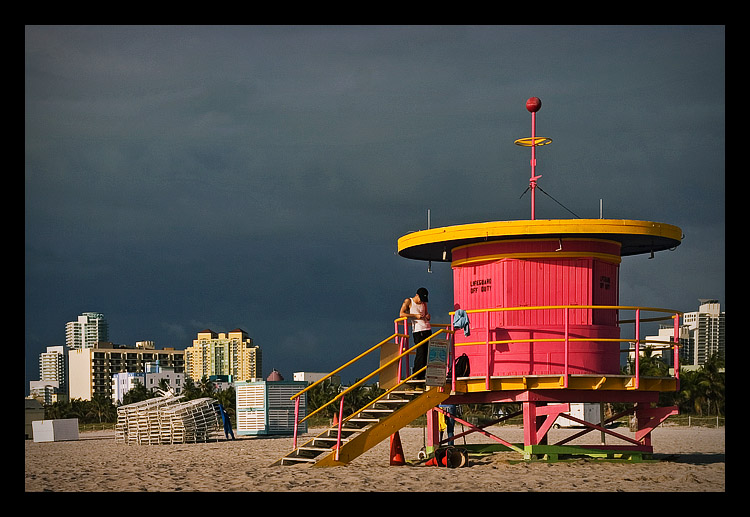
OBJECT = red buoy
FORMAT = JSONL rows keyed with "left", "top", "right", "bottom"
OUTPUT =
{"left": 526, "top": 97, "right": 542, "bottom": 112}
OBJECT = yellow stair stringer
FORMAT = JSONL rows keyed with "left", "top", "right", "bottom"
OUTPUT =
{"left": 314, "top": 387, "right": 450, "bottom": 467}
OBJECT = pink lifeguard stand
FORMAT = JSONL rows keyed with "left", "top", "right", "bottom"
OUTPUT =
{"left": 397, "top": 98, "right": 683, "bottom": 460}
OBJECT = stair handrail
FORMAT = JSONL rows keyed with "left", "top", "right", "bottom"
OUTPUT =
{"left": 345, "top": 368, "right": 429, "bottom": 421}
{"left": 289, "top": 332, "right": 404, "bottom": 403}
{"left": 299, "top": 327, "right": 448, "bottom": 424}
{"left": 287, "top": 331, "right": 401, "bottom": 448}
{"left": 287, "top": 322, "right": 450, "bottom": 450}
{"left": 279, "top": 367, "right": 432, "bottom": 465}
{"left": 331, "top": 367, "right": 432, "bottom": 461}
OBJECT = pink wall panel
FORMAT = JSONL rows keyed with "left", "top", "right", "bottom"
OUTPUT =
{"left": 500, "top": 258, "right": 593, "bottom": 327}
{"left": 592, "top": 259, "right": 619, "bottom": 326}
{"left": 451, "top": 238, "right": 623, "bottom": 376}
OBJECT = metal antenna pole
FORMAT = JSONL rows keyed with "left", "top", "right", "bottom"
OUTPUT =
{"left": 531, "top": 109, "right": 537, "bottom": 220}
{"left": 515, "top": 97, "right": 548, "bottom": 220}
{"left": 527, "top": 98, "right": 542, "bottom": 220}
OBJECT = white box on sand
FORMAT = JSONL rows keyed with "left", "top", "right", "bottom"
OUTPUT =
{"left": 32, "top": 419, "right": 79, "bottom": 442}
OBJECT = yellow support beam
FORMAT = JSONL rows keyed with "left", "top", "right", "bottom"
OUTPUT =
{"left": 314, "top": 387, "right": 450, "bottom": 467}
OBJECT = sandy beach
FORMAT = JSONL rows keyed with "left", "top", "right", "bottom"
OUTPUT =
{"left": 25, "top": 424, "right": 724, "bottom": 492}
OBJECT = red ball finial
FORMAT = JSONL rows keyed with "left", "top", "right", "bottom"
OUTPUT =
{"left": 526, "top": 97, "right": 542, "bottom": 113}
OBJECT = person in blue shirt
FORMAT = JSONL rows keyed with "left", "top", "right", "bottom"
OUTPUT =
{"left": 219, "top": 404, "right": 235, "bottom": 440}
{"left": 439, "top": 404, "right": 457, "bottom": 445}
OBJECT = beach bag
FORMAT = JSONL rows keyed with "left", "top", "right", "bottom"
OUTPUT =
{"left": 431, "top": 446, "right": 468, "bottom": 468}
{"left": 449, "top": 353, "right": 470, "bottom": 378}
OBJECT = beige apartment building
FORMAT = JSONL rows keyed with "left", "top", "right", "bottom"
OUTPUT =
{"left": 68, "top": 342, "right": 185, "bottom": 401}
{"left": 185, "top": 329, "right": 262, "bottom": 383}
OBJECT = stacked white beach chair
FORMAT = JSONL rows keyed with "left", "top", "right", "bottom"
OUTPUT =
{"left": 115, "top": 393, "right": 183, "bottom": 444}
{"left": 116, "top": 390, "right": 223, "bottom": 445}
{"left": 158, "top": 398, "right": 223, "bottom": 444}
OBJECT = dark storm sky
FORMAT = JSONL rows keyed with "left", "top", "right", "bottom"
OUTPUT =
{"left": 25, "top": 25, "right": 724, "bottom": 389}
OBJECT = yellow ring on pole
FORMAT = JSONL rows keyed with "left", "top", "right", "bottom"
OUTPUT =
{"left": 514, "top": 137, "right": 553, "bottom": 147}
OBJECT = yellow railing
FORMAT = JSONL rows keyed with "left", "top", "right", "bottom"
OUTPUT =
{"left": 288, "top": 323, "right": 449, "bottom": 449}
{"left": 286, "top": 305, "right": 682, "bottom": 451}
{"left": 446, "top": 305, "right": 683, "bottom": 391}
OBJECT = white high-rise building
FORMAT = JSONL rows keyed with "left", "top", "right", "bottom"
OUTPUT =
{"left": 643, "top": 299, "right": 725, "bottom": 369}
{"left": 65, "top": 312, "right": 108, "bottom": 349}
{"left": 29, "top": 345, "right": 69, "bottom": 404}
{"left": 39, "top": 345, "right": 67, "bottom": 385}
{"left": 643, "top": 325, "right": 691, "bottom": 368}
{"left": 682, "top": 299, "right": 725, "bottom": 366}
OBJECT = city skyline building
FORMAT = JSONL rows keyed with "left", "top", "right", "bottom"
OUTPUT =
{"left": 111, "top": 363, "right": 185, "bottom": 404}
{"left": 682, "top": 299, "right": 725, "bottom": 366}
{"left": 39, "top": 345, "right": 67, "bottom": 387}
{"left": 65, "top": 312, "right": 108, "bottom": 349}
{"left": 68, "top": 342, "right": 185, "bottom": 401}
{"left": 185, "top": 329, "right": 262, "bottom": 383}
{"left": 645, "top": 299, "right": 726, "bottom": 369}
{"left": 29, "top": 345, "right": 68, "bottom": 404}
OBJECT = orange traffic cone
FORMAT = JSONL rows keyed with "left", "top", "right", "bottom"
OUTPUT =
{"left": 331, "top": 413, "right": 338, "bottom": 426}
{"left": 390, "top": 432, "right": 405, "bottom": 466}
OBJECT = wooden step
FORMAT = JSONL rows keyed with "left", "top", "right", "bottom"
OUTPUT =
{"left": 376, "top": 398, "right": 410, "bottom": 405}
{"left": 312, "top": 436, "right": 350, "bottom": 446}
{"left": 299, "top": 446, "right": 333, "bottom": 454}
{"left": 390, "top": 389, "right": 424, "bottom": 396}
{"left": 280, "top": 456, "right": 316, "bottom": 465}
{"left": 357, "top": 408, "right": 394, "bottom": 417}
{"left": 348, "top": 417, "right": 380, "bottom": 424}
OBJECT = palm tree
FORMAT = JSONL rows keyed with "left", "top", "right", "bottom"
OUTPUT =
{"left": 679, "top": 368, "right": 707, "bottom": 415}
{"left": 86, "top": 394, "right": 116, "bottom": 423}
{"left": 307, "top": 380, "right": 341, "bottom": 419}
{"left": 341, "top": 380, "right": 374, "bottom": 416}
{"left": 121, "top": 381, "right": 152, "bottom": 405}
{"left": 182, "top": 377, "right": 202, "bottom": 400}
{"left": 197, "top": 375, "right": 215, "bottom": 398}
{"left": 214, "top": 387, "right": 236, "bottom": 424}
{"left": 697, "top": 353, "right": 725, "bottom": 416}
{"left": 69, "top": 398, "right": 88, "bottom": 421}
{"left": 306, "top": 379, "right": 384, "bottom": 420}
{"left": 45, "top": 399, "right": 71, "bottom": 420}
{"left": 631, "top": 346, "right": 670, "bottom": 377}
{"left": 670, "top": 353, "right": 725, "bottom": 416}
{"left": 157, "top": 378, "right": 171, "bottom": 393}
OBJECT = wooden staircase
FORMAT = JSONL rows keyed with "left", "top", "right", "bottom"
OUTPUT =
{"left": 270, "top": 381, "right": 450, "bottom": 467}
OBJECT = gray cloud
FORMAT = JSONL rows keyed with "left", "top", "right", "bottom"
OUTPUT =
{"left": 25, "top": 25, "right": 724, "bottom": 388}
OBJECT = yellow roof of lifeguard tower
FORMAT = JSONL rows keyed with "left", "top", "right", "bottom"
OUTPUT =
{"left": 398, "top": 218, "right": 683, "bottom": 263}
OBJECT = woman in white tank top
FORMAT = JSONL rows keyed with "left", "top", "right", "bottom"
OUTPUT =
{"left": 399, "top": 287, "right": 431, "bottom": 380}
